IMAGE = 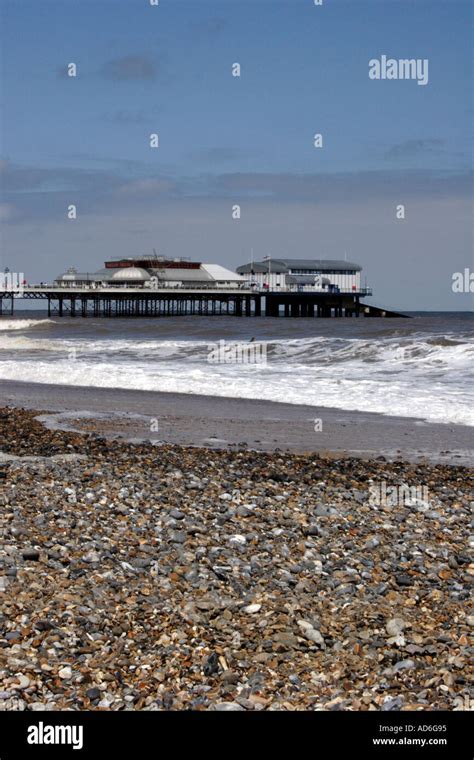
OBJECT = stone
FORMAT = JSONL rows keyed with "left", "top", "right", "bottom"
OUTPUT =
{"left": 382, "top": 696, "right": 404, "bottom": 711}
{"left": 304, "top": 629, "right": 324, "bottom": 645}
{"left": 83, "top": 550, "right": 101, "bottom": 563}
{"left": 169, "top": 531, "right": 186, "bottom": 544}
{"left": 229, "top": 534, "right": 246, "bottom": 545}
{"left": 393, "top": 659, "right": 416, "bottom": 672}
{"left": 243, "top": 604, "right": 261, "bottom": 614}
{"left": 0, "top": 406, "right": 470, "bottom": 713}
{"left": 386, "top": 618, "right": 406, "bottom": 637}
{"left": 5, "top": 631, "right": 21, "bottom": 641}
{"left": 395, "top": 574, "right": 414, "bottom": 586}
{"left": 22, "top": 550, "right": 40, "bottom": 561}
{"left": 170, "top": 509, "right": 185, "bottom": 520}
{"left": 12, "top": 675, "right": 30, "bottom": 690}
{"left": 203, "top": 652, "right": 219, "bottom": 676}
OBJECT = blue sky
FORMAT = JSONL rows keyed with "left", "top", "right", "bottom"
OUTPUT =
{"left": 0, "top": 0, "right": 472, "bottom": 309}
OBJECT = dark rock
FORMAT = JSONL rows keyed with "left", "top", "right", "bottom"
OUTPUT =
{"left": 22, "top": 550, "right": 40, "bottom": 561}
{"left": 34, "top": 620, "right": 55, "bottom": 631}
{"left": 203, "top": 652, "right": 219, "bottom": 676}
{"left": 170, "top": 509, "right": 185, "bottom": 520}
{"left": 169, "top": 531, "right": 186, "bottom": 544}
{"left": 5, "top": 631, "right": 21, "bottom": 641}
{"left": 395, "top": 574, "right": 414, "bottom": 587}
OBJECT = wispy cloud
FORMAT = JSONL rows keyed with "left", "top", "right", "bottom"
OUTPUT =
{"left": 190, "top": 17, "right": 227, "bottom": 37}
{"left": 0, "top": 159, "right": 119, "bottom": 195}
{"left": 101, "top": 108, "right": 162, "bottom": 125}
{"left": 385, "top": 139, "right": 445, "bottom": 160}
{"left": 115, "top": 178, "right": 177, "bottom": 196}
{"left": 1, "top": 158, "right": 471, "bottom": 226}
{"left": 0, "top": 203, "right": 18, "bottom": 222}
{"left": 100, "top": 55, "right": 158, "bottom": 82}
{"left": 188, "top": 147, "right": 252, "bottom": 165}
{"left": 211, "top": 169, "right": 473, "bottom": 202}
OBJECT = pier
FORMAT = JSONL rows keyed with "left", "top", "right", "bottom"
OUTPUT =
{"left": 0, "top": 286, "right": 408, "bottom": 318}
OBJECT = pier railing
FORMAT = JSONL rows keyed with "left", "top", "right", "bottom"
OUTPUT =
{"left": 15, "top": 284, "right": 373, "bottom": 296}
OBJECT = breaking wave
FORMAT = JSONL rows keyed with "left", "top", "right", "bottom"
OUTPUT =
{"left": 0, "top": 319, "right": 472, "bottom": 426}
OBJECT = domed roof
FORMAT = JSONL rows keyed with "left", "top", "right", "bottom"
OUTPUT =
{"left": 111, "top": 267, "right": 151, "bottom": 282}
{"left": 56, "top": 267, "right": 78, "bottom": 281}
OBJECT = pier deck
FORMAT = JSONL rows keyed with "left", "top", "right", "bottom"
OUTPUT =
{"left": 0, "top": 287, "right": 408, "bottom": 318}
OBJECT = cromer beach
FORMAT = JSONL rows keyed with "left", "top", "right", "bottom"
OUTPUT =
{"left": 0, "top": 404, "right": 472, "bottom": 711}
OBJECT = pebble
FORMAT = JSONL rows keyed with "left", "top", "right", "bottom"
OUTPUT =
{"left": 0, "top": 406, "right": 471, "bottom": 712}
{"left": 12, "top": 675, "right": 30, "bottom": 690}
{"left": 229, "top": 534, "right": 246, "bottom": 545}
{"left": 304, "top": 629, "right": 324, "bottom": 645}
{"left": 86, "top": 687, "right": 101, "bottom": 700}
{"left": 393, "top": 659, "right": 416, "bottom": 672}
{"left": 5, "top": 631, "right": 21, "bottom": 641}
{"left": 244, "top": 604, "right": 262, "bottom": 614}
{"left": 386, "top": 618, "right": 406, "bottom": 637}
{"left": 395, "top": 574, "right": 414, "bottom": 586}
{"left": 83, "top": 550, "right": 101, "bottom": 563}
{"left": 169, "top": 531, "right": 186, "bottom": 544}
{"left": 382, "top": 696, "right": 404, "bottom": 711}
{"left": 170, "top": 509, "right": 185, "bottom": 520}
{"left": 22, "top": 550, "right": 40, "bottom": 561}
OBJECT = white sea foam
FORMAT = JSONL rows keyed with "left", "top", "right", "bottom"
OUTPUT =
{"left": 0, "top": 318, "right": 54, "bottom": 331}
{"left": 0, "top": 330, "right": 472, "bottom": 425}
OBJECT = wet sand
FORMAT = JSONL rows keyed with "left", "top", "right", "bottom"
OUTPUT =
{"left": 0, "top": 379, "right": 472, "bottom": 465}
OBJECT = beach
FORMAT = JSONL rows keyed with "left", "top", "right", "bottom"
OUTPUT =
{"left": 0, "top": 406, "right": 472, "bottom": 711}
{"left": 0, "top": 379, "right": 473, "bottom": 465}
{"left": 0, "top": 312, "right": 473, "bottom": 711}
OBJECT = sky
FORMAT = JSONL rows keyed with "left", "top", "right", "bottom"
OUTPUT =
{"left": 0, "top": 0, "right": 472, "bottom": 310}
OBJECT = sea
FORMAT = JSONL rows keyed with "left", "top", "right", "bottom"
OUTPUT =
{"left": 0, "top": 311, "right": 472, "bottom": 427}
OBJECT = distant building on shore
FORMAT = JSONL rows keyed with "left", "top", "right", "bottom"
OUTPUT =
{"left": 236, "top": 258, "right": 365, "bottom": 293}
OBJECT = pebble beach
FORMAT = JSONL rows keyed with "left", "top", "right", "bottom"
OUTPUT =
{"left": 0, "top": 407, "right": 472, "bottom": 712}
